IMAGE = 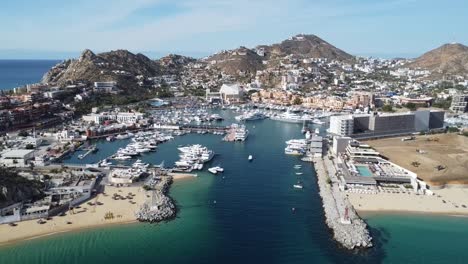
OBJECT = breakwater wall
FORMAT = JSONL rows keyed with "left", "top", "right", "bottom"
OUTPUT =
{"left": 313, "top": 157, "right": 373, "bottom": 250}
{"left": 136, "top": 176, "right": 176, "bottom": 222}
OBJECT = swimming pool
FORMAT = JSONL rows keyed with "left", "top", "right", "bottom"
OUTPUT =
{"left": 356, "top": 165, "right": 373, "bottom": 177}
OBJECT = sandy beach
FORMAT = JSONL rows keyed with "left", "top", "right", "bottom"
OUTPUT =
{"left": 348, "top": 188, "right": 468, "bottom": 215}
{"left": 0, "top": 175, "right": 194, "bottom": 246}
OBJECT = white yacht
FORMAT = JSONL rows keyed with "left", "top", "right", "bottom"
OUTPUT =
{"left": 133, "top": 159, "right": 149, "bottom": 168}
{"left": 117, "top": 148, "right": 139, "bottom": 156}
{"left": 208, "top": 167, "right": 218, "bottom": 174}
{"left": 116, "top": 133, "right": 132, "bottom": 140}
{"left": 174, "top": 145, "right": 215, "bottom": 170}
{"left": 293, "top": 184, "right": 304, "bottom": 189}
{"left": 113, "top": 154, "right": 132, "bottom": 160}
{"left": 235, "top": 112, "right": 267, "bottom": 121}
{"left": 211, "top": 166, "right": 224, "bottom": 172}
{"left": 271, "top": 111, "right": 312, "bottom": 124}
{"left": 232, "top": 124, "right": 249, "bottom": 141}
{"left": 285, "top": 139, "right": 308, "bottom": 155}
{"left": 312, "top": 119, "right": 325, "bottom": 125}
{"left": 100, "top": 159, "right": 112, "bottom": 167}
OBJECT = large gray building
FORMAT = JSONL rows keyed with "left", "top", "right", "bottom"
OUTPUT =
{"left": 329, "top": 110, "right": 445, "bottom": 139}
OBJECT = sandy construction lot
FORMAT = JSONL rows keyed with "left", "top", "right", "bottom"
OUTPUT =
{"left": 364, "top": 133, "right": 468, "bottom": 186}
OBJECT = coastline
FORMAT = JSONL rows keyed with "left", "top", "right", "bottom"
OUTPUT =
{"left": 358, "top": 209, "right": 468, "bottom": 218}
{"left": 348, "top": 188, "right": 468, "bottom": 216}
{"left": 0, "top": 176, "right": 191, "bottom": 247}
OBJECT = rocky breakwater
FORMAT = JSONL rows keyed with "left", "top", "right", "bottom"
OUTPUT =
{"left": 313, "top": 157, "right": 373, "bottom": 250}
{"left": 136, "top": 175, "right": 176, "bottom": 222}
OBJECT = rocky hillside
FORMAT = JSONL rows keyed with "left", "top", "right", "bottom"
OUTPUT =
{"left": 258, "top": 34, "right": 354, "bottom": 61}
{"left": 42, "top": 49, "right": 161, "bottom": 86}
{"left": 41, "top": 34, "right": 354, "bottom": 87}
{"left": 157, "top": 54, "right": 196, "bottom": 74}
{"left": 204, "top": 46, "right": 265, "bottom": 76}
{"left": 0, "top": 168, "right": 44, "bottom": 208}
{"left": 408, "top": 43, "right": 468, "bottom": 75}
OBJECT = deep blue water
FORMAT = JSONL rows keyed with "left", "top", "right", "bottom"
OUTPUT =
{"left": 0, "top": 60, "right": 59, "bottom": 90}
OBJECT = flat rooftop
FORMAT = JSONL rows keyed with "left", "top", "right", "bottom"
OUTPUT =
{"left": 1, "top": 149, "right": 35, "bottom": 158}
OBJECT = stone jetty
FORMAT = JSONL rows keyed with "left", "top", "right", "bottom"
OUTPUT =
{"left": 136, "top": 175, "right": 176, "bottom": 222}
{"left": 313, "top": 156, "right": 373, "bottom": 250}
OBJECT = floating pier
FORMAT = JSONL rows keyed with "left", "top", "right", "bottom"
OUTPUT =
{"left": 78, "top": 145, "right": 97, "bottom": 160}
{"left": 313, "top": 157, "right": 373, "bottom": 250}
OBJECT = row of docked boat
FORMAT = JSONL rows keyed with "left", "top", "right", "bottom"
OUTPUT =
{"left": 234, "top": 111, "right": 267, "bottom": 122}
{"left": 173, "top": 144, "right": 215, "bottom": 172}
{"left": 284, "top": 139, "right": 308, "bottom": 155}
{"left": 110, "top": 131, "right": 177, "bottom": 160}
{"left": 150, "top": 108, "right": 224, "bottom": 125}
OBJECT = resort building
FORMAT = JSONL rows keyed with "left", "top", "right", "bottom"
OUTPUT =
{"left": 329, "top": 115, "right": 354, "bottom": 136}
{"left": 332, "top": 138, "right": 430, "bottom": 195}
{"left": 329, "top": 110, "right": 445, "bottom": 139}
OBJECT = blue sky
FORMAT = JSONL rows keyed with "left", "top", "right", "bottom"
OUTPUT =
{"left": 0, "top": 0, "right": 467, "bottom": 59}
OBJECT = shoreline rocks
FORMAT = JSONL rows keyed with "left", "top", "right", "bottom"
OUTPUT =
{"left": 136, "top": 176, "right": 176, "bottom": 223}
{"left": 313, "top": 157, "right": 373, "bottom": 250}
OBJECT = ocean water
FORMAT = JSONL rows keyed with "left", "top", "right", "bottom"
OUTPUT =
{"left": 1, "top": 111, "right": 467, "bottom": 264}
{"left": 0, "top": 60, "right": 59, "bottom": 90}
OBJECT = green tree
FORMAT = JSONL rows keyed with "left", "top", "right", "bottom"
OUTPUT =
{"left": 381, "top": 104, "right": 394, "bottom": 112}
{"left": 447, "top": 127, "right": 460, "bottom": 133}
{"left": 405, "top": 103, "right": 418, "bottom": 111}
{"left": 293, "top": 97, "right": 302, "bottom": 105}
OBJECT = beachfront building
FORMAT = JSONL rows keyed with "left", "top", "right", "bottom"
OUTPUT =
{"left": 109, "top": 168, "right": 146, "bottom": 185}
{"left": 332, "top": 139, "right": 429, "bottom": 195}
{"left": 0, "top": 171, "right": 99, "bottom": 224}
{"left": 332, "top": 136, "right": 352, "bottom": 155}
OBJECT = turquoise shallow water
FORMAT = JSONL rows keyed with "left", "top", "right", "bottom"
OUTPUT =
{"left": 1, "top": 109, "right": 468, "bottom": 263}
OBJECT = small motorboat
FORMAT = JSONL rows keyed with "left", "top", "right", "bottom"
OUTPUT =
{"left": 293, "top": 184, "right": 303, "bottom": 189}
{"left": 248, "top": 155, "right": 253, "bottom": 161}
{"left": 208, "top": 167, "right": 218, "bottom": 174}
{"left": 296, "top": 172, "right": 303, "bottom": 175}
